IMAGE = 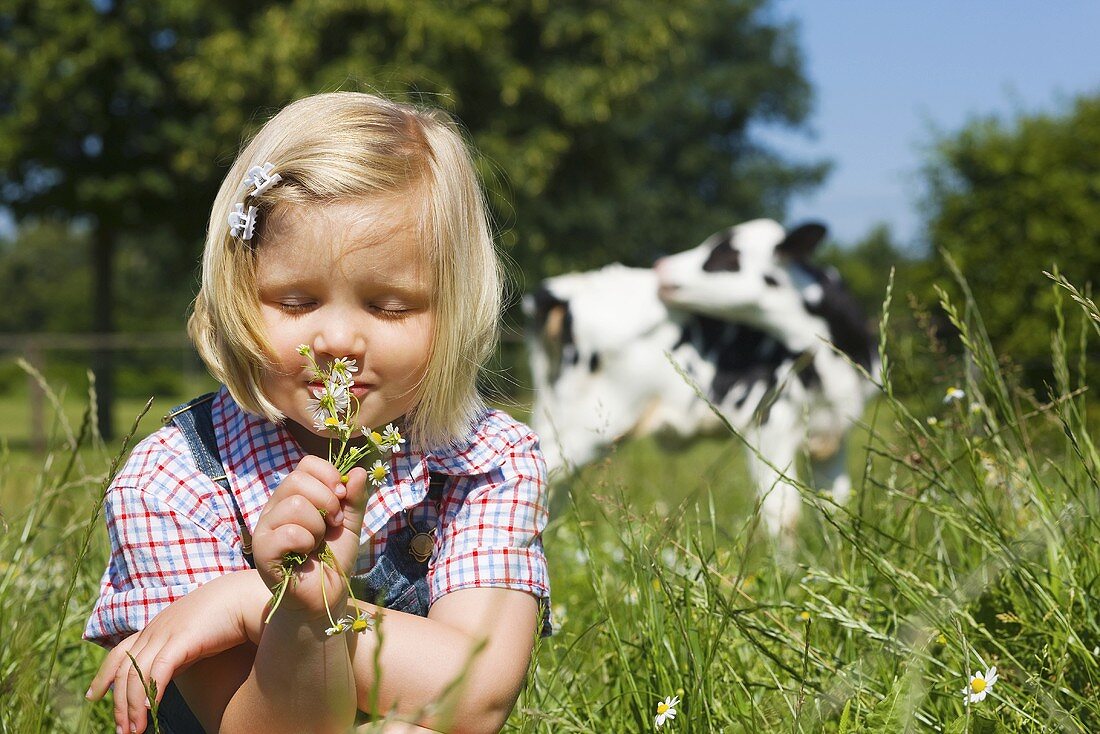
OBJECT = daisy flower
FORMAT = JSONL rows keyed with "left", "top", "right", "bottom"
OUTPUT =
{"left": 368, "top": 460, "right": 389, "bottom": 487}
{"left": 319, "top": 415, "right": 349, "bottom": 433}
{"left": 943, "top": 386, "right": 966, "bottom": 404}
{"left": 325, "top": 619, "right": 349, "bottom": 636}
{"left": 962, "top": 665, "right": 998, "bottom": 704}
{"left": 350, "top": 612, "right": 373, "bottom": 633}
{"left": 654, "top": 695, "right": 680, "bottom": 728}
{"left": 380, "top": 423, "right": 405, "bottom": 451}
{"left": 331, "top": 357, "right": 359, "bottom": 377}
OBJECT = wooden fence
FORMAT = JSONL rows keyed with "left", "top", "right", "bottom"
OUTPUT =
{"left": 1, "top": 329, "right": 529, "bottom": 452}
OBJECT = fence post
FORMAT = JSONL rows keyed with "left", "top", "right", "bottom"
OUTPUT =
{"left": 25, "top": 337, "right": 45, "bottom": 453}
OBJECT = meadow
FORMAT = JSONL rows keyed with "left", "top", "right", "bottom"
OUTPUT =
{"left": 2, "top": 270, "right": 1099, "bottom": 733}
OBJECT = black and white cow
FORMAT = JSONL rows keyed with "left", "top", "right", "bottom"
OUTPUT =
{"left": 525, "top": 219, "right": 878, "bottom": 537}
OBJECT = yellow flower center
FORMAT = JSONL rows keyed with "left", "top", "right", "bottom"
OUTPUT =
{"left": 370, "top": 431, "right": 383, "bottom": 444}
{"left": 324, "top": 417, "right": 340, "bottom": 428}
{"left": 371, "top": 466, "right": 387, "bottom": 481}
{"left": 351, "top": 618, "right": 368, "bottom": 632}
{"left": 657, "top": 703, "right": 670, "bottom": 715}
{"left": 970, "top": 677, "right": 986, "bottom": 694}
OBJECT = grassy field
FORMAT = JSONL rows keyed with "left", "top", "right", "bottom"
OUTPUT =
{"left": 2, "top": 274, "right": 1099, "bottom": 732}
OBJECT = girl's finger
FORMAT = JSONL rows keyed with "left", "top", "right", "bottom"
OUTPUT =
{"left": 126, "top": 655, "right": 154, "bottom": 733}
{"left": 272, "top": 522, "right": 322, "bottom": 558}
{"left": 264, "top": 495, "right": 328, "bottom": 542}
{"left": 340, "top": 466, "right": 370, "bottom": 529}
{"left": 112, "top": 651, "right": 134, "bottom": 734}
{"left": 295, "top": 454, "right": 344, "bottom": 489}
{"left": 267, "top": 472, "right": 344, "bottom": 528}
{"left": 87, "top": 634, "right": 138, "bottom": 700}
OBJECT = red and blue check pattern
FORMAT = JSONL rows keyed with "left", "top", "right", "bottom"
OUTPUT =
{"left": 85, "top": 387, "right": 550, "bottom": 647}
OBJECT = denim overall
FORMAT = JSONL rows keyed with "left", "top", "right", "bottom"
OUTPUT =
{"left": 153, "top": 393, "right": 442, "bottom": 733}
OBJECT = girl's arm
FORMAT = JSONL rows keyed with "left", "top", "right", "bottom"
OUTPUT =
{"left": 348, "top": 587, "right": 540, "bottom": 734}
{"left": 215, "top": 458, "right": 368, "bottom": 734}
{"left": 90, "top": 458, "right": 369, "bottom": 734}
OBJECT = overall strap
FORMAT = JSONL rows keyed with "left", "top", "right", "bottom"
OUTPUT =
{"left": 163, "top": 393, "right": 255, "bottom": 569}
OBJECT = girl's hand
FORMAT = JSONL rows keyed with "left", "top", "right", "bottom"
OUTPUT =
{"left": 86, "top": 569, "right": 266, "bottom": 734}
{"left": 252, "top": 456, "right": 369, "bottom": 617}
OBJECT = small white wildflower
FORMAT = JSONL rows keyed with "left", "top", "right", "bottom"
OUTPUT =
{"left": 349, "top": 612, "right": 373, "bottom": 633}
{"left": 324, "top": 377, "right": 351, "bottom": 408}
{"left": 325, "top": 619, "right": 349, "bottom": 636}
{"left": 660, "top": 547, "right": 678, "bottom": 569}
{"left": 320, "top": 415, "right": 349, "bottom": 434}
{"left": 654, "top": 695, "right": 680, "bottom": 728}
{"left": 969, "top": 401, "right": 983, "bottom": 414}
{"left": 962, "top": 665, "right": 999, "bottom": 704}
{"left": 380, "top": 423, "right": 405, "bottom": 452}
{"left": 368, "top": 460, "right": 389, "bottom": 487}
{"left": 296, "top": 344, "right": 311, "bottom": 356}
{"left": 943, "top": 386, "right": 965, "bottom": 404}
{"left": 926, "top": 416, "right": 939, "bottom": 427}
{"left": 331, "top": 357, "right": 358, "bottom": 375}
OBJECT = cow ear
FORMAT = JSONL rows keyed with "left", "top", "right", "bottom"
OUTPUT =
{"left": 776, "top": 222, "right": 828, "bottom": 261}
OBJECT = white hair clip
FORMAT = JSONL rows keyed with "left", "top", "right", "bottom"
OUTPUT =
{"left": 228, "top": 203, "right": 258, "bottom": 240}
{"left": 244, "top": 162, "right": 282, "bottom": 197}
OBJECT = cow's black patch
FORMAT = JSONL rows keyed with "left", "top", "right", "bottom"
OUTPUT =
{"left": 676, "top": 315, "right": 794, "bottom": 407}
{"left": 702, "top": 232, "right": 741, "bottom": 272}
{"left": 589, "top": 352, "right": 600, "bottom": 373}
{"left": 795, "top": 263, "right": 876, "bottom": 371}
{"left": 531, "top": 286, "right": 577, "bottom": 381}
{"left": 763, "top": 274, "right": 779, "bottom": 287}
{"left": 793, "top": 351, "right": 821, "bottom": 388}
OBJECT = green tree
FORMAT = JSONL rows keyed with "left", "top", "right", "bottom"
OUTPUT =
{"left": 0, "top": 0, "right": 233, "bottom": 434}
{"left": 922, "top": 94, "right": 1100, "bottom": 388}
{"left": 2, "top": 0, "right": 824, "bottom": 431}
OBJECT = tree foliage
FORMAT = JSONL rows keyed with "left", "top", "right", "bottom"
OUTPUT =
{"left": 922, "top": 94, "right": 1100, "bottom": 384}
{"left": 2, "top": 0, "right": 823, "bottom": 283}
{"left": 1, "top": 0, "right": 825, "bottom": 425}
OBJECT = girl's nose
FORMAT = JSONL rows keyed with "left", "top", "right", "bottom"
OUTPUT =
{"left": 313, "top": 313, "right": 365, "bottom": 359}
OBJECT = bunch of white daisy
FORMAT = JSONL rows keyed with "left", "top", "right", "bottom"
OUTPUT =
{"left": 265, "top": 347, "right": 410, "bottom": 630}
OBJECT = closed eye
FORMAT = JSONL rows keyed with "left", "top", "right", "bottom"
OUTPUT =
{"left": 370, "top": 304, "right": 414, "bottom": 320}
{"left": 276, "top": 300, "right": 317, "bottom": 315}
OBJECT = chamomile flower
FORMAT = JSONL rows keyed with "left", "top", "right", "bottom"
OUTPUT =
{"left": 325, "top": 619, "right": 349, "bottom": 636}
{"left": 380, "top": 423, "right": 405, "bottom": 451}
{"left": 324, "top": 378, "right": 351, "bottom": 408}
{"left": 320, "top": 415, "right": 349, "bottom": 433}
{"left": 327, "top": 356, "right": 358, "bottom": 376}
{"left": 368, "top": 460, "right": 389, "bottom": 487}
{"left": 962, "top": 665, "right": 999, "bottom": 704}
{"left": 350, "top": 612, "right": 373, "bottom": 633}
{"left": 654, "top": 695, "right": 680, "bottom": 728}
{"left": 297, "top": 344, "right": 311, "bottom": 356}
{"left": 943, "top": 386, "right": 966, "bottom": 404}
{"left": 926, "top": 416, "right": 939, "bottom": 427}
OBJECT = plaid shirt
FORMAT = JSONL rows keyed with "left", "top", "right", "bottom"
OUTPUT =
{"left": 85, "top": 387, "right": 550, "bottom": 647}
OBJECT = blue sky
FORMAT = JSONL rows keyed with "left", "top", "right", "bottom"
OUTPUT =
{"left": 757, "top": 0, "right": 1100, "bottom": 249}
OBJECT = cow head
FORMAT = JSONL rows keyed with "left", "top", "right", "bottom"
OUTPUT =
{"left": 654, "top": 219, "right": 875, "bottom": 371}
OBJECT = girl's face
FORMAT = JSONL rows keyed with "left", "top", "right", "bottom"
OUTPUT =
{"left": 254, "top": 196, "right": 434, "bottom": 456}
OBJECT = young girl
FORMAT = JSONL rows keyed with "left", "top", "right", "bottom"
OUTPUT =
{"left": 84, "top": 92, "right": 551, "bottom": 734}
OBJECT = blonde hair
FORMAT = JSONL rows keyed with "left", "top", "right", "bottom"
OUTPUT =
{"left": 189, "top": 92, "right": 501, "bottom": 448}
